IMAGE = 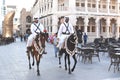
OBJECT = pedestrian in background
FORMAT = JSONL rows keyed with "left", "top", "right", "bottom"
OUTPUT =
{"left": 53, "top": 33, "right": 59, "bottom": 57}
{"left": 20, "top": 34, "right": 23, "bottom": 42}
{"left": 83, "top": 33, "right": 88, "bottom": 45}
{"left": 76, "top": 26, "right": 83, "bottom": 48}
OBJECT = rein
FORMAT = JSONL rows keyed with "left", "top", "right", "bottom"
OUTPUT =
{"left": 34, "top": 33, "right": 47, "bottom": 55}
{"left": 70, "top": 39, "right": 76, "bottom": 44}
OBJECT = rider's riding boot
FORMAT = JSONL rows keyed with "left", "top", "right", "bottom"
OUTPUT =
{"left": 61, "top": 42, "right": 65, "bottom": 49}
{"left": 43, "top": 50, "right": 47, "bottom": 54}
{"left": 43, "top": 51, "right": 47, "bottom": 54}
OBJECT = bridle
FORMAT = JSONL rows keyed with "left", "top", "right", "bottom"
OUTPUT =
{"left": 69, "top": 34, "right": 77, "bottom": 44}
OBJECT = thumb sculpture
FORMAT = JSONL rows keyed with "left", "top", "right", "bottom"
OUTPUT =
{"left": 2, "top": 11, "right": 15, "bottom": 37}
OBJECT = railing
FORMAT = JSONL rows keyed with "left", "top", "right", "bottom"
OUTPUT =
{"left": 88, "top": 8, "right": 97, "bottom": 12}
{"left": 76, "top": 7, "right": 85, "bottom": 12}
{"left": 99, "top": 9, "right": 107, "bottom": 13}
{"left": 58, "top": 6, "right": 68, "bottom": 11}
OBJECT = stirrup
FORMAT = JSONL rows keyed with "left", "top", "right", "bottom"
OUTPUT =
{"left": 26, "top": 51, "right": 29, "bottom": 53}
{"left": 27, "top": 46, "right": 32, "bottom": 52}
{"left": 43, "top": 51, "right": 47, "bottom": 54}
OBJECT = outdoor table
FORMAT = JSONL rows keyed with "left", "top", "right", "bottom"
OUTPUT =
{"left": 115, "top": 53, "right": 120, "bottom": 56}
{"left": 109, "top": 43, "right": 119, "bottom": 48}
{"left": 80, "top": 47, "right": 95, "bottom": 63}
{"left": 114, "top": 48, "right": 120, "bottom": 51}
{"left": 115, "top": 53, "right": 120, "bottom": 60}
{"left": 114, "top": 48, "right": 120, "bottom": 53}
{"left": 81, "top": 47, "right": 94, "bottom": 54}
{"left": 81, "top": 47, "right": 94, "bottom": 50}
{"left": 112, "top": 45, "right": 119, "bottom": 48}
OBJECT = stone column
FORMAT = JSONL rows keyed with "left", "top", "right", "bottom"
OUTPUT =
{"left": 69, "top": 0, "right": 76, "bottom": 12}
{"left": 52, "top": 15, "right": 58, "bottom": 33}
{"left": 95, "top": 17, "right": 100, "bottom": 38}
{"left": 107, "top": 0, "right": 110, "bottom": 14}
{"left": 85, "top": 0, "right": 88, "bottom": 12}
{"left": 51, "top": 0, "right": 58, "bottom": 34}
{"left": 52, "top": 0, "right": 58, "bottom": 13}
{"left": 117, "top": 0, "right": 120, "bottom": 14}
{"left": 84, "top": 17, "right": 89, "bottom": 34}
{"left": 96, "top": 0, "right": 99, "bottom": 13}
{"left": 69, "top": 15, "right": 77, "bottom": 27}
{"left": 68, "top": 0, "right": 76, "bottom": 27}
{"left": 106, "top": 18, "right": 110, "bottom": 38}
{"left": 43, "top": 0, "right": 45, "bottom": 14}
{"left": 49, "top": 17, "right": 52, "bottom": 34}
{"left": 45, "top": 2, "right": 48, "bottom": 13}
{"left": 116, "top": 18, "right": 120, "bottom": 39}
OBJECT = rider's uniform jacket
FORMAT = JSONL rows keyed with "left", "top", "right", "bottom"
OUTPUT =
{"left": 31, "top": 22, "right": 44, "bottom": 35}
{"left": 57, "top": 22, "right": 74, "bottom": 39}
{"left": 26, "top": 22, "right": 44, "bottom": 47}
{"left": 57, "top": 22, "right": 74, "bottom": 49}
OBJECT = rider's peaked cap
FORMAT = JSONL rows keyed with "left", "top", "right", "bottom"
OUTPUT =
{"left": 60, "top": 16, "right": 65, "bottom": 19}
{"left": 33, "top": 16, "right": 39, "bottom": 20}
{"left": 65, "top": 16, "right": 69, "bottom": 19}
{"left": 34, "top": 17, "right": 38, "bottom": 20}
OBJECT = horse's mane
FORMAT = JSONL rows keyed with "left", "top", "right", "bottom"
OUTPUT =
{"left": 67, "top": 35, "right": 76, "bottom": 51}
{"left": 65, "top": 33, "right": 77, "bottom": 56}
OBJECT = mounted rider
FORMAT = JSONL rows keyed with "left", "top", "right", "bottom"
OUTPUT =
{"left": 26, "top": 17, "right": 44, "bottom": 52}
{"left": 57, "top": 17, "right": 74, "bottom": 50}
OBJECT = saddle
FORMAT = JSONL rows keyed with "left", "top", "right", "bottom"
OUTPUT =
{"left": 56, "top": 38, "right": 67, "bottom": 49}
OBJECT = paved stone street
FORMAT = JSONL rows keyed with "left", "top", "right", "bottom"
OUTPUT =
{"left": 0, "top": 38, "right": 120, "bottom": 80}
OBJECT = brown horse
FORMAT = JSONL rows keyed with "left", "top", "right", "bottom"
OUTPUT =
{"left": 26, "top": 32, "right": 48, "bottom": 76}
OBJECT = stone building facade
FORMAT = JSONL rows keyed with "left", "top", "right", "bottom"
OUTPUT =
{"left": 20, "top": 8, "right": 32, "bottom": 35}
{"left": 31, "top": 0, "right": 120, "bottom": 42}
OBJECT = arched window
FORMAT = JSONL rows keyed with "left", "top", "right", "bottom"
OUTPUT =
{"left": 26, "top": 16, "right": 31, "bottom": 23}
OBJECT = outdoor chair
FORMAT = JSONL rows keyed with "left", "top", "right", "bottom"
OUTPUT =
{"left": 81, "top": 48, "right": 94, "bottom": 64}
{"left": 92, "top": 49, "right": 100, "bottom": 62}
{"left": 108, "top": 50, "right": 120, "bottom": 73}
{"left": 76, "top": 47, "right": 82, "bottom": 61}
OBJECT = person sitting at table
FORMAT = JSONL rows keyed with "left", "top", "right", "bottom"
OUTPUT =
{"left": 99, "top": 36, "right": 105, "bottom": 48}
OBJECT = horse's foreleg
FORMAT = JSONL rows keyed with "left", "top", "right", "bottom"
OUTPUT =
{"left": 36, "top": 54, "right": 40, "bottom": 76}
{"left": 27, "top": 51, "right": 32, "bottom": 69}
{"left": 71, "top": 54, "right": 77, "bottom": 72}
{"left": 58, "top": 49, "right": 62, "bottom": 68}
{"left": 64, "top": 54, "right": 67, "bottom": 70}
{"left": 58, "top": 56, "right": 62, "bottom": 68}
{"left": 31, "top": 51, "right": 35, "bottom": 66}
{"left": 37, "top": 60, "right": 40, "bottom": 76}
{"left": 67, "top": 54, "right": 71, "bottom": 74}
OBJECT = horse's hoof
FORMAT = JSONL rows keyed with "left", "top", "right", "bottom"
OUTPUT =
{"left": 68, "top": 71, "right": 71, "bottom": 74}
{"left": 26, "top": 51, "right": 29, "bottom": 53}
{"left": 71, "top": 68, "right": 74, "bottom": 72}
{"left": 32, "top": 63, "right": 34, "bottom": 66}
{"left": 37, "top": 73, "right": 40, "bottom": 76}
{"left": 29, "top": 66, "right": 32, "bottom": 69}
{"left": 65, "top": 68, "right": 67, "bottom": 70}
{"left": 59, "top": 65, "right": 62, "bottom": 68}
